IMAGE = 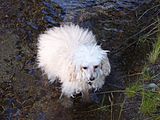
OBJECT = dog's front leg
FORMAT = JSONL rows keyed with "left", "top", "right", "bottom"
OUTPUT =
{"left": 82, "top": 90, "right": 91, "bottom": 103}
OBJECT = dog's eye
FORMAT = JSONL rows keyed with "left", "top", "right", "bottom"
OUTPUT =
{"left": 94, "top": 65, "right": 99, "bottom": 69}
{"left": 82, "top": 67, "right": 88, "bottom": 70}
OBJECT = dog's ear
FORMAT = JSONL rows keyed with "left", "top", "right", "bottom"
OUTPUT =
{"left": 68, "top": 63, "right": 77, "bottom": 82}
{"left": 101, "top": 54, "right": 111, "bottom": 76}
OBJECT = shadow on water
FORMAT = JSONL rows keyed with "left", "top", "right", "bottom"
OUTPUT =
{"left": 0, "top": 0, "right": 159, "bottom": 120}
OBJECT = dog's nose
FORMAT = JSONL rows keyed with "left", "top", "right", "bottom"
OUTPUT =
{"left": 90, "top": 77, "right": 95, "bottom": 81}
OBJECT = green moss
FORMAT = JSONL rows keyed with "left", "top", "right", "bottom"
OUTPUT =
{"left": 140, "top": 91, "right": 160, "bottom": 115}
{"left": 125, "top": 84, "right": 143, "bottom": 98}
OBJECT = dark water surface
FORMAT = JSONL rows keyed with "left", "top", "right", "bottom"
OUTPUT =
{"left": 0, "top": 0, "right": 159, "bottom": 120}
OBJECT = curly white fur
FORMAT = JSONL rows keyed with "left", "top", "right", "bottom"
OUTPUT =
{"left": 37, "top": 24, "right": 111, "bottom": 98}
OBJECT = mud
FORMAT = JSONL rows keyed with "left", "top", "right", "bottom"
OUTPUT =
{"left": 0, "top": 0, "right": 159, "bottom": 120}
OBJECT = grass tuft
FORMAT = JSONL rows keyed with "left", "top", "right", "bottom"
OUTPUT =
{"left": 125, "top": 20, "right": 160, "bottom": 117}
{"left": 142, "top": 66, "right": 152, "bottom": 81}
{"left": 140, "top": 91, "right": 160, "bottom": 115}
{"left": 149, "top": 25, "right": 160, "bottom": 64}
{"left": 125, "top": 84, "right": 143, "bottom": 98}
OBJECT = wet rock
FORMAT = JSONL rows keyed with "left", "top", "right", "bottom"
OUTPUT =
{"left": 144, "top": 83, "right": 159, "bottom": 91}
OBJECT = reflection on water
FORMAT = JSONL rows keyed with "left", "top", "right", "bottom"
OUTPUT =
{"left": 0, "top": 0, "right": 159, "bottom": 120}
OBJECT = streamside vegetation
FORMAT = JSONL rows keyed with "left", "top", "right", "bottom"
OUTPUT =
{"left": 126, "top": 20, "right": 160, "bottom": 119}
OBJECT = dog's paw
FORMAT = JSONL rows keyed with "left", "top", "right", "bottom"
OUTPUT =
{"left": 91, "top": 93, "right": 100, "bottom": 104}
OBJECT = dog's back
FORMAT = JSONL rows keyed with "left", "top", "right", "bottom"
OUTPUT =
{"left": 37, "top": 24, "right": 97, "bottom": 81}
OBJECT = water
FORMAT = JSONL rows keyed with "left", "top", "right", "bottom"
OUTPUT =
{"left": 0, "top": 0, "right": 159, "bottom": 120}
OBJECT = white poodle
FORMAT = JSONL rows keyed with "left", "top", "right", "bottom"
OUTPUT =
{"left": 37, "top": 24, "right": 111, "bottom": 99}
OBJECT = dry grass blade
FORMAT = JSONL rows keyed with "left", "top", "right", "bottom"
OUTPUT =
{"left": 149, "top": 24, "right": 160, "bottom": 64}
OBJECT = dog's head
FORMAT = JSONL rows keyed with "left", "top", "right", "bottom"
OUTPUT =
{"left": 71, "top": 44, "right": 111, "bottom": 83}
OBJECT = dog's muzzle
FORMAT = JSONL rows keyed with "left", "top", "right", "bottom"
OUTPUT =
{"left": 88, "top": 81, "right": 93, "bottom": 86}
{"left": 90, "top": 76, "right": 95, "bottom": 81}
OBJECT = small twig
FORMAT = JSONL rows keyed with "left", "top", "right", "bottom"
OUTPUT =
{"left": 78, "top": 101, "right": 140, "bottom": 113}
{"left": 101, "top": 94, "right": 106, "bottom": 106}
{"left": 94, "top": 90, "right": 125, "bottom": 95}
{"left": 108, "top": 94, "right": 113, "bottom": 120}
{"left": 118, "top": 97, "right": 126, "bottom": 120}
{"left": 113, "top": 21, "right": 158, "bottom": 54}
{"left": 138, "top": 4, "right": 160, "bottom": 21}
{"left": 125, "top": 72, "right": 142, "bottom": 77}
{"left": 150, "top": 72, "right": 160, "bottom": 80}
